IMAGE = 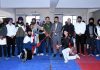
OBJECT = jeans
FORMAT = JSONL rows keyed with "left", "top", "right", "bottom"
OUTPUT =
{"left": 16, "top": 37, "right": 24, "bottom": 55}
{"left": 96, "top": 39, "right": 100, "bottom": 54}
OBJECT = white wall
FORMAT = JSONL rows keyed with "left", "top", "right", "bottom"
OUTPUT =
{"left": 0, "top": 8, "right": 15, "bottom": 21}
{"left": 16, "top": 8, "right": 89, "bottom": 23}
{"left": 0, "top": 0, "right": 50, "bottom": 8}
{"left": 15, "top": 8, "right": 51, "bottom": 23}
{"left": 0, "top": 8, "right": 93, "bottom": 24}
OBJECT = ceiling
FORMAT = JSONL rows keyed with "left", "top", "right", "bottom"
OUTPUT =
{"left": 0, "top": 0, "right": 100, "bottom": 8}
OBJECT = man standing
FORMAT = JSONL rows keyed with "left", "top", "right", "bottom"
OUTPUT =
{"left": 85, "top": 18, "right": 96, "bottom": 56}
{"left": 0, "top": 18, "right": 7, "bottom": 59}
{"left": 6, "top": 18, "right": 17, "bottom": 57}
{"left": 51, "top": 16, "right": 62, "bottom": 57}
{"left": 74, "top": 16, "right": 86, "bottom": 55}
{"left": 43, "top": 16, "right": 52, "bottom": 55}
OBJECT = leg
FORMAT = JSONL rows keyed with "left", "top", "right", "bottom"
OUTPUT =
{"left": 3, "top": 45, "right": 7, "bottom": 57}
{"left": 52, "top": 37, "right": 57, "bottom": 55}
{"left": 0, "top": 45, "right": 2, "bottom": 57}
{"left": 12, "top": 37, "right": 16, "bottom": 56}
{"left": 16, "top": 37, "right": 20, "bottom": 55}
{"left": 96, "top": 40, "right": 100, "bottom": 55}
{"left": 76, "top": 35, "right": 80, "bottom": 54}
{"left": 62, "top": 48, "right": 69, "bottom": 62}
{"left": 6, "top": 36, "right": 11, "bottom": 57}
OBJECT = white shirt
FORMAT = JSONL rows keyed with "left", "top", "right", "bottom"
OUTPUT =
{"left": 55, "top": 23, "right": 58, "bottom": 30}
{"left": 74, "top": 22, "right": 86, "bottom": 34}
{"left": 0, "top": 38, "right": 6, "bottom": 45}
{"left": 96, "top": 26, "right": 100, "bottom": 37}
{"left": 23, "top": 36, "right": 34, "bottom": 44}
{"left": 6, "top": 24, "right": 17, "bottom": 37}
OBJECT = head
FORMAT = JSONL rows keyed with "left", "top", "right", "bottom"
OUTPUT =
{"left": 31, "top": 18, "right": 36, "bottom": 25}
{"left": 64, "top": 31, "right": 69, "bottom": 37}
{"left": 97, "top": 19, "right": 100, "bottom": 26}
{"left": 18, "top": 17, "right": 23, "bottom": 23}
{"left": 45, "top": 16, "right": 50, "bottom": 23}
{"left": 77, "top": 16, "right": 82, "bottom": 23}
{"left": 54, "top": 16, "right": 59, "bottom": 23}
{"left": 89, "top": 18, "right": 94, "bottom": 25}
{"left": 0, "top": 18, "right": 3, "bottom": 24}
{"left": 8, "top": 18, "right": 13, "bottom": 24}
{"left": 67, "top": 18, "right": 71, "bottom": 24}
{"left": 27, "top": 29, "right": 32, "bottom": 37}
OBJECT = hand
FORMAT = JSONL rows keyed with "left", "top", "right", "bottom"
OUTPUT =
{"left": 98, "top": 36, "right": 100, "bottom": 39}
{"left": 11, "top": 35, "right": 14, "bottom": 38}
{"left": 79, "top": 33, "right": 82, "bottom": 36}
{"left": 0, "top": 36, "right": 3, "bottom": 39}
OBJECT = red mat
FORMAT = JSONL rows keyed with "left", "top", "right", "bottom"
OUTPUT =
{"left": 76, "top": 55, "right": 100, "bottom": 70}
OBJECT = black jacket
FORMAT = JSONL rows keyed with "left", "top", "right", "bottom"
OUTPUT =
{"left": 85, "top": 24, "right": 97, "bottom": 38}
{"left": 62, "top": 24, "right": 74, "bottom": 37}
{"left": 0, "top": 24, "right": 7, "bottom": 37}
{"left": 61, "top": 37, "right": 73, "bottom": 49}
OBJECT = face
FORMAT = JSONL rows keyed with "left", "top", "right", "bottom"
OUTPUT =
{"left": 77, "top": 18, "right": 81, "bottom": 22}
{"left": 9, "top": 19, "right": 13, "bottom": 24}
{"left": 45, "top": 18, "right": 50, "bottom": 23}
{"left": 18, "top": 20, "right": 22, "bottom": 23}
{"left": 67, "top": 18, "right": 71, "bottom": 24}
{"left": 54, "top": 18, "right": 59, "bottom": 23}
{"left": 89, "top": 20, "right": 94, "bottom": 23}
{"left": 64, "top": 31, "right": 68, "bottom": 37}
{"left": 98, "top": 21, "right": 100, "bottom": 26}
{"left": 28, "top": 31, "right": 32, "bottom": 36}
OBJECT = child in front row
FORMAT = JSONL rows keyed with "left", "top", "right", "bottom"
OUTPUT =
{"left": 18, "top": 29, "right": 36, "bottom": 62}
{"left": 62, "top": 31, "right": 80, "bottom": 63}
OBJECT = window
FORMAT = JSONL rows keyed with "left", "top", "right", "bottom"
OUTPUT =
{"left": 26, "top": 16, "right": 40, "bottom": 25}
{"left": 63, "top": 16, "right": 77, "bottom": 25}
{"left": 0, "top": 16, "right": 6, "bottom": 19}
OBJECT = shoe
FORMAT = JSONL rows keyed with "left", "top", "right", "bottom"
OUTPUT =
{"left": 64, "top": 60, "right": 68, "bottom": 63}
{"left": 76, "top": 54, "right": 80, "bottom": 59}
{"left": 89, "top": 54, "right": 94, "bottom": 56}
{"left": 96, "top": 54, "right": 99, "bottom": 57}
{"left": 37, "top": 54, "right": 40, "bottom": 56}
{"left": 60, "top": 54, "right": 63, "bottom": 57}
{"left": 6, "top": 57, "right": 10, "bottom": 60}
{"left": 40, "top": 53, "right": 44, "bottom": 56}
{"left": 17, "top": 54, "right": 21, "bottom": 58}
{"left": 46, "top": 54, "right": 48, "bottom": 56}
{"left": 53, "top": 54, "right": 56, "bottom": 57}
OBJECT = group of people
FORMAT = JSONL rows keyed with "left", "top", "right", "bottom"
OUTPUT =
{"left": 0, "top": 16, "right": 100, "bottom": 63}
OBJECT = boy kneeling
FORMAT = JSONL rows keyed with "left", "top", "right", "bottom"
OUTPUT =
{"left": 62, "top": 31, "right": 80, "bottom": 63}
{"left": 18, "top": 29, "right": 35, "bottom": 62}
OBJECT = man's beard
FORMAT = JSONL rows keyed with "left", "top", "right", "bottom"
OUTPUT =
{"left": 89, "top": 22, "right": 94, "bottom": 26}
{"left": 28, "top": 34, "right": 31, "bottom": 37}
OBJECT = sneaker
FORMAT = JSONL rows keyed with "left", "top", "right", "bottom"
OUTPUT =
{"left": 89, "top": 54, "right": 94, "bottom": 56}
{"left": 46, "top": 54, "right": 48, "bottom": 56}
{"left": 53, "top": 54, "right": 56, "bottom": 57}
{"left": 64, "top": 60, "right": 68, "bottom": 63}
{"left": 76, "top": 54, "right": 80, "bottom": 59}
{"left": 60, "top": 54, "right": 63, "bottom": 57}
{"left": 17, "top": 54, "right": 21, "bottom": 58}
{"left": 5, "top": 57, "right": 10, "bottom": 60}
{"left": 37, "top": 54, "right": 40, "bottom": 56}
{"left": 96, "top": 54, "right": 99, "bottom": 57}
{"left": 40, "top": 53, "right": 44, "bottom": 56}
